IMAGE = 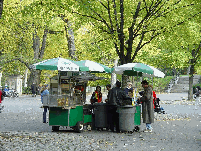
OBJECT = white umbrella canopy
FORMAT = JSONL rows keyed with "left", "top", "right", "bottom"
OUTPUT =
{"left": 75, "top": 60, "right": 112, "bottom": 73}
{"left": 113, "top": 63, "right": 165, "bottom": 78}
{"left": 146, "top": 65, "right": 165, "bottom": 78}
{"left": 114, "top": 63, "right": 154, "bottom": 75}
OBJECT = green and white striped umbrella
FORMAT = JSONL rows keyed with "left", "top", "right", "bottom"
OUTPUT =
{"left": 30, "top": 57, "right": 89, "bottom": 71}
{"left": 113, "top": 63, "right": 154, "bottom": 76}
{"left": 75, "top": 60, "right": 112, "bottom": 73}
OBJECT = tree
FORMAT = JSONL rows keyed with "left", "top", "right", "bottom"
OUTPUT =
{"left": 70, "top": 0, "right": 199, "bottom": 87}
{"left": 155, "top": 0, "right": 200, "bottom": 100}
{"left": 0, "top": 0, "right": 70, "bottom": 86}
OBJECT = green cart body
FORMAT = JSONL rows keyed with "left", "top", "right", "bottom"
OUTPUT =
{"left": 49, "top": 105, "right": 92, "bottom": 132}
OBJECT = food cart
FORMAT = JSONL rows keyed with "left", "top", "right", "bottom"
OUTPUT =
{"left": 43, "top": 71, "right": 104, "bottom": 132}
{"left": 30, "top": 57, "right": 112, "bottom": 133}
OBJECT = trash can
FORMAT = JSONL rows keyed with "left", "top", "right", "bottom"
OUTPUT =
{"left": 94, "top": 103, "right": 108, "bottom": 129}
{"left": 117, "top": 105, "right": 136, "bottom": 132}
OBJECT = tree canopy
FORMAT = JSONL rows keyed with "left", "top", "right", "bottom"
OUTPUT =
{"left": 0, "top": 0, "right": 200, "bottom": 88}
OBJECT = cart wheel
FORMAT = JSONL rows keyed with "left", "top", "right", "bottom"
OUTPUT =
{"left": 97, "top": 128, "right": 103, "bottom": 131}
{"left": 163, "top": 111, "right": 165, "bottom": 114}
{"left": 128, "top": 131, "right": 133, "bottom": 134}
{"left": 52, "top": 126, "right": 59, "bottom": 132}
{"left": 134, "top": 126, "right": 140, "bottom": 132}
{"left": 86, "top": 124, "right": 92, "bottom": 131}
{"left": 76, "top": 121, "right": 84, "bottom": 133}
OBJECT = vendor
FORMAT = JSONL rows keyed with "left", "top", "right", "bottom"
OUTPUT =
{"left": 74, "top": 85, "right": 84, "bottom": 93}
{"left": 124, "top": 82, "right": 133, "bottom": 96}
{"left": 90, "top": 86, "right": 102, "bottom": 104}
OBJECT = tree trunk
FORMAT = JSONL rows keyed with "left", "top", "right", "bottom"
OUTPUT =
{"left": 24, "top": 69, "right": 28, "bottom": 87}
{"left": 188, "top": 49, "right": 195, "bottom": 101}
{"left": 28, "top": 28, "right": 48, "bottom": 86}
{"left": 65, "top": 20, "right": 77, "bottom": 60}
{"left": 39, "top": 28, "right": 48, "bottom": 59}
{"left": 28, "top": 70, "right": 41, "bottom": 87}
{"left": 188, "top": 73, "right": 194, "bottom": 101}
{"left": 122, "top": 74, "right": 129, "bottom": 89}
{"left": 0, "top": 0, "right": 3, "bottom": 19}
{"left": 33, "top": 30, "right": 40, "bottom": 59}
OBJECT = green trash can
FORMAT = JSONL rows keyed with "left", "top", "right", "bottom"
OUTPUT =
{"left": 134, "top": 105, "right": 141, "bottom": 132}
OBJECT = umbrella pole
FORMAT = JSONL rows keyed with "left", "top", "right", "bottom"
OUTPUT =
{"left": 132, "top": 76, "right": 135, "bottom": 100}
{"left": 136, "top": 72, "right": 138, "bottom": 99}
{"left": 58, "top": 71, "right": 61, "bottom": 95}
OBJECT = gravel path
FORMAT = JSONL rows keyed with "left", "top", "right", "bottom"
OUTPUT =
{"left": 0, "top": 95, "right": 200, "bottom": 151}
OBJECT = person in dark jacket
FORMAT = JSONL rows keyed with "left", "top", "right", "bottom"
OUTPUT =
{"left": 107, "top": 80, "right": 131, "bottom": 132}
{"left": 105, "top": 84, "right": 111, "bottom": 103}
{"left": 31, "top": 83, "right": 37, "bottom": 97}
{"left": 107, "top": 81, "right": 120, "bottom": 132}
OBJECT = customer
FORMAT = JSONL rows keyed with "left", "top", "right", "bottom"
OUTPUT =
{"left": 107, "top": 80, "right": 126, "bottom": 132}
{"left": 139, "top": 88, "right": 157, "bottom": 109}
{"left": 195, "top": 86, "right": 200, "bottom": 110}
{"left": 105, "top": 84, "right": 111, "bottom": 103}
{"left": 138, "top": 80, "right": 154, "bottom": 132}
{"left": 41, "top": 84, "right": 49, "bottom": 123}
{"left": 90, "top": 86, "right": 102, "bottom": 104}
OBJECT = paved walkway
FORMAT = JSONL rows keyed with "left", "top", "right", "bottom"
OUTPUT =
{"left": 156, "top": 93, "right": 188, "bottom": 101}
{"left": 0, "top": 95, "right": 200, "bottom": 151}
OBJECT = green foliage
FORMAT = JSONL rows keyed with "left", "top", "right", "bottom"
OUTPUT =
{"left": 153, "top": 0, "right": 201, "bottom": 72}
{"left": 87, "top": 73, "right": 110, "bottom": 87}
{"left": 22, "top": 86, "right": 32, "bottom": 94}
{"left": 133, "top": 76, "right": 173, "bottom": 93}
{"left": 1, "top": 0, "right": 200, "bottom": 89}
{"left": 151, "top": 76, "right": 174, "bottom": 93}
